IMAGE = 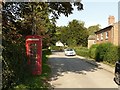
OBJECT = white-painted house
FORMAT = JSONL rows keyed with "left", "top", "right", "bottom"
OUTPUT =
{"left": 56, "top": 41, "right": 64, "bottom": 46}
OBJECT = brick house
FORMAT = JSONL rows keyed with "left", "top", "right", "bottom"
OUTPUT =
{"left": 95, "top": 16, "right": 120, "bottom": 46}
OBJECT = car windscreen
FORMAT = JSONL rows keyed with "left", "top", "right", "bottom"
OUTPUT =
{"left": 66, "top": 49, "right": 73, "bottom": 51}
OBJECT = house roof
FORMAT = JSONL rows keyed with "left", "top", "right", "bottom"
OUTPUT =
{"left": 56, "top": 41, "right": 64, "bottom": 46}
{"left": 88, "top": 35, "right": 95, "bottom": 40}
{"left": 95, "top": 25, "right": 113, "bottom": 34}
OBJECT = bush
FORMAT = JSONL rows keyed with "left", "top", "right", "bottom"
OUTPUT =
{"left": 88, "top": 43, "right": 120, "bottom": 65}
{"left": 95, "top": 43, "right": 113, "bottom": 62}
{"left": 118, "top": 46, "right": 120, "bottom": 60}
{"left": 2, "top": 39, "right": 28, "bottom": 89}
{"left": 74, "top": 46, "right": 89, "bottom": 57}
{"left": 104, "top": 45, "right": 119, "bottom": 64}
{"left": 50, "top": 46, "right": 64, "bottom": 51}
{"left": 89, "top": 44, "right": 99, "bottom": 59}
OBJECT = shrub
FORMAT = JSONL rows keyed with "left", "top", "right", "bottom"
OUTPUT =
{"left": 74, "top": 46, "right": 89, "bottom": 57}
{"left": 95, "top": 43, "right": 113, "bottom": 62}
{"left": 2, "top": 39, "right": 28, "bottom": 89}
{"left": 89, "top": 44, "right": 99, "bottom": 59}
{"left": 51, "top": 46, "right": 64, "bottom": 51}
{"left": 118, "top": 46, "right": 120, "bottom": 60}
{"left": 103, "top": 45, "right": 119, "bottom": 64}
{"left": 88, "top": 43, "right": 119, "bottom": 65}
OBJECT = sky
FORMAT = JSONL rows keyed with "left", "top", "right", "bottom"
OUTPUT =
{"left": 56, "top": 0, "right": 119, "bottom": 28}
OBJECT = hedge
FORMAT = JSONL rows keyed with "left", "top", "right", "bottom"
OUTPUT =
{"left": 118, "top": 46, "right": 120, "bottom": 60}
{"left": 50, "top": 46, "right": 64, "bottom": 51}
{"left": 103, "top": 45, "right": 119, "bottom": 64}
{"left": 73, "top": 46, "right": 89, "bottom": 57}
{"left": 89, "top": 44, "right": 99, "bottom": 59}
{"left": 89, "top": 43, "right": 120, "bottom": 65}
{"left": 95, "top": 43, "right": 113, "bottom": 62}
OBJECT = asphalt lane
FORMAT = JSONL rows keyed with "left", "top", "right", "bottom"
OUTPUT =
{"left": 48, "top": 51, "right": 118, "bottom": 88}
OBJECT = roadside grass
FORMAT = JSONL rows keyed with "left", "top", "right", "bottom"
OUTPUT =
{"left": 13, "top": 49, "right": 52, "bottom": 90}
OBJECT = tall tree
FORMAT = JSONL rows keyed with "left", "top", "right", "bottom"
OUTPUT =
{"left": 67, "top": 19, "right": 88, "bottom": 46}
{"left": 87, "top": 24, "right": 101, "bottom": 35}
{"left": 57, "top": 19, "right": 88, "bottom": 46}
{"left": 2, "top": 2, "right": 83, "bottom": 89}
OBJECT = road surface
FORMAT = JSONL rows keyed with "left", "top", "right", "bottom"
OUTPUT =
{"left": 48, "top": 51, "right": 118, "bottom": 88}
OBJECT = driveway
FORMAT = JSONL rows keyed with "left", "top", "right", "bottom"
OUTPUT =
{"left": 48, "top": 51, "right": 118, "bottom": 88}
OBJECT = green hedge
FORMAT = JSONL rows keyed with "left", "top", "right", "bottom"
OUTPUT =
{"left": 89, "top": 43, "right": 119, "bottom": 65}
{"left": 2, "top": 38, "right": 27, "bottom": 89}
{"left": 103, "top": 45, "right": 118, "bottom": 64}
{"left": 118, "top": 46, "right": 120, "bottom": 60}
{"left": 74, "top": 47, "right": 89, "bottom": 57}
{"left": 95, "top": 43, "right": 113, "bottom": 62}
{"left": 50, "top": 46, "right": 64, "bottom": 51}
{"left": 89, "top": 44, "right": 99, "bottom": 59}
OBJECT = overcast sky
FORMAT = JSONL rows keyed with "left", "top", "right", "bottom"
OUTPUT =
{"left": 56, "top": 0, "right": 119, "bottom": 28}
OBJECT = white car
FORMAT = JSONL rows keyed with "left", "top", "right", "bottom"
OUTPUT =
{"left": 64, "top": 48, "right": 76, "bottom": 56}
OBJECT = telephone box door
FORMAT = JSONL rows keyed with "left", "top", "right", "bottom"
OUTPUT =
{"left": 26, "top": 35, "right": 42, "bottom": 75}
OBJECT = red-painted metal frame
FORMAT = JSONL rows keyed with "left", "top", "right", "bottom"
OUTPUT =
{"left": 25, "top": 35, "right": 42, "bottom": 75}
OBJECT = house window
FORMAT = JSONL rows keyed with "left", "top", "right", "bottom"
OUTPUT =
{"left": 97, "top": 35, "right": 99, "bottom": 41}
{"left": 106, "top": 32, "right": 109, "bottom": 39}
{"left": 101, "top": 33, "right": 103, "bottom": 40}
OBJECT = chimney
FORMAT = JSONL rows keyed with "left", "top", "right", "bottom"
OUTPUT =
{"left": 108, "top": 16, "right": 115, "bottom": 25}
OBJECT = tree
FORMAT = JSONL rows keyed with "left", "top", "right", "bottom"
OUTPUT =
{"left": 67, "top": 19, "right": 88, "bottom": 46}
{"left": 2, "top": 2, "right": 83, "bottom": 89}
{"left": 57, "top": 19, "right": 88, "bottom": 47}
{"left": 87, "top": 24, "right": 101, "bottom": 35}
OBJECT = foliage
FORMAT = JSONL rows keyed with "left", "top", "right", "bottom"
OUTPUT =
{"left": 89, "top": 44, "right": 99, "bottom": 59}
{"left": 89, "top": 43, "right": 119, "bottom": 65}
{"left": 2, "top": 2, "right": 82, "bottom": 89}
{"left": 73, "top": 46, "right": 89, "bottom": 57}
{"left": 48, "top": 2, "right": 83, "bottom": 19}
{"left": 56, "top": 19, "right": 88, "bottom": 47}
{"left": 103, "top": 45, "right": 119, "bottom": 64}
{"left": 51, "top": 46, "right": 64, "bottom": 51}
{"left": 2, "top": 36, "right": 27, "bottom": 89}
{"left": 13, "top": 49, "right": 52, "bottom": 89}
{"left": 118, "top": 46, "right": 120, "bottom": 60}
{"left": 95, "top": 43, "right": 113, "bottom": 62}
{"left": 87, "top": 24, "right": 101, "bottom": 35}
{"left": 3, "top": 2, "right": 83, "bottom": 47}
{"left": 2, "top": 2, "right": 83, "bottom": 89}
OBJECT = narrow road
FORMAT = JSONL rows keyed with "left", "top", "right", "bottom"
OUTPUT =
{"left": 48, "top": 51, "right": 118, "bottom": 88}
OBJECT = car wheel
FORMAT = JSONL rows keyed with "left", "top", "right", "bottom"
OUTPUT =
{"left": 115, "top": 72, "right": 120, "bottom": 85}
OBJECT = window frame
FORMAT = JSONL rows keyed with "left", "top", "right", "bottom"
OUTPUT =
{"left": 101, "top": 33, "right": 103, "bottom": 40}
{"left": 106, "top": 32, "right": 109, "bottom": 39}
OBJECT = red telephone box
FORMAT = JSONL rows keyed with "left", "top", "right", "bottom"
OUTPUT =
{"left": 25, "top": 35, "right": 42, "bottom": 75}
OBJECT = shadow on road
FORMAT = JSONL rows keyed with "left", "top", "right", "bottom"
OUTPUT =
{"left": 48, "top": 52, "right": 101, "bottom": 81}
